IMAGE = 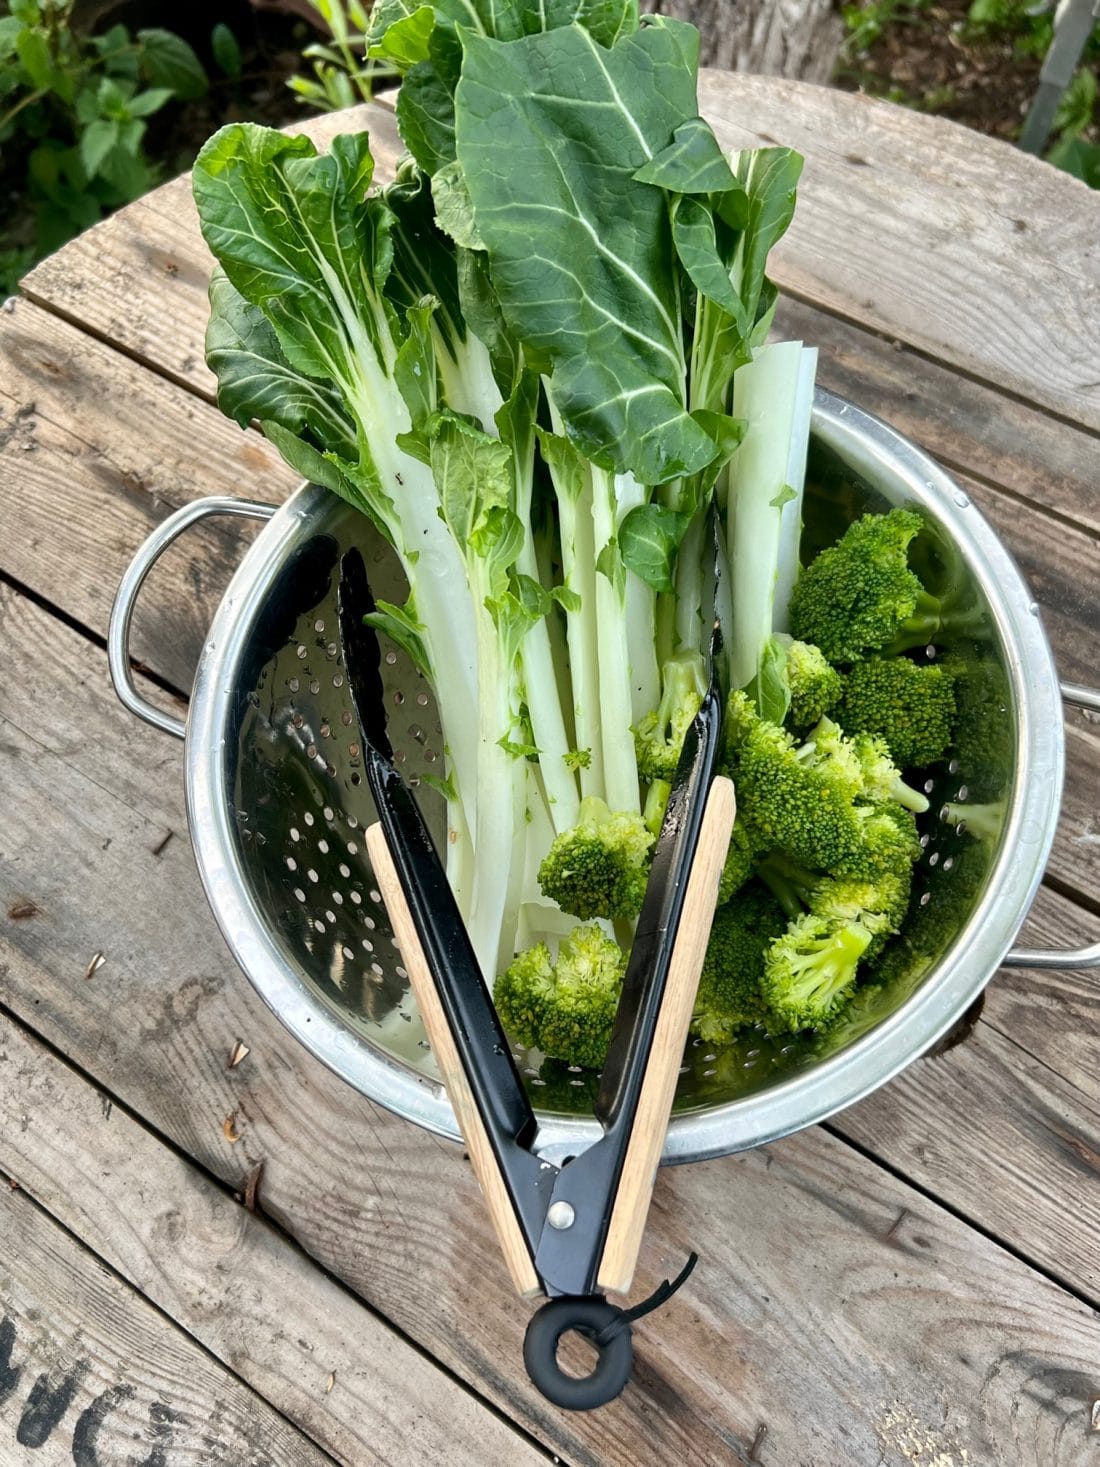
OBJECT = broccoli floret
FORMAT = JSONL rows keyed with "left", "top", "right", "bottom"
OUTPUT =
{"left": 942, "top": 799, "right": 1005, "bottom": 845}
{"left": 840, "top": 657, "right": 957, "bottom": 769}
{"left": 494, "top": 923, "right": 626, "bottom": 1070}
{"left": 718, "top": 819, "right": 767, "bottom": 904}
{"left": 761, "top": 914, "right": 874, "bottom": 1033}
{"left": 634, "top": 652, "right": 707, "bottom": 783}
{"left": 843, "top": 800, "right": 923, "bottom": 880}
{"left": 783, "top": 637, "right": 843, "bottom": 729}
{"left": 810, "top": 871, "right": 911, "bottom": 958}
{"left": 756, "top": 853, "right": 911, "bottom": 959}
{"left": 852, "top": 732, "right": 930, "bottom": 813}
{"left": 693, "top": 882, "right": 787, "bottom": 1044}
{"left": 790, "top": 509, "right": 981, "bottom": 663}
{"left": 538, "top": 796, "right": 654, "bottom": 920}
{"left": 796, "top": 715, "right": 866, "bottom": 801}
{"left": 725, "top": 695, "right": 868, "bottom": 872}
{"left": 942, "top": 652, "right": 1013, "bottom": 802}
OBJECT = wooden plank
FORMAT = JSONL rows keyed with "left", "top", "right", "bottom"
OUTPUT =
{"left": 774, "top": 295, "right": 1100, "bottom": 537}
{"left": 2, "top": 306, "right": 1097, "bottom": 911}
{"left": 23, "top": 83, "right": 1100, "bottom": 444}
{"left": 4, "top": 581, "right": 1100, "bottom": 1464}
{"left": 0, "top": 1182, "right": 333, "bottom": 1466}
{"left": 20, "top": 104, "right": 404, "bottom": 401}
{"left": 700, "top": 71, "right": 1100, "bottom": 433}
{"left": 834, "top": 885, "right": 1100, "bottom": 1305}
{"left": 0, "top": 297, "right": 298, "bottom": 694}
{"left": 365, "top": 821, "right": 542, "bottom": 1300}
{"left": 0, "top": 1010, "right": 548, "bottom": 1467}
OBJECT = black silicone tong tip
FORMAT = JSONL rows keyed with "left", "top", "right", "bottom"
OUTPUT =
{"left": 336, "top": 547, "right": 393, "bottom": 763}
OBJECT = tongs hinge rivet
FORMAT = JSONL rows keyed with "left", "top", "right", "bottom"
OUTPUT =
{"left": 547, "top": 1201, "right": 576, "bottom": 1230}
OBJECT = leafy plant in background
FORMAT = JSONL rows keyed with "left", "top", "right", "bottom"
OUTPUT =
{"left": 1044, "top": 60, "right": 1100, "bottom": 183}
{"left": 0, "top": 0, "right": 242, "bottom": 296}
{"left": 287, "top": 0, "right": 398, "bottom": 111}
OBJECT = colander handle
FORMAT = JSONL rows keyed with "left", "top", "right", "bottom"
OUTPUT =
{"left": 1002, "top": 680, "right": 1100, "bottom": 971}
{"left": 108, "top": 496, "right": 277, "bottom": 740}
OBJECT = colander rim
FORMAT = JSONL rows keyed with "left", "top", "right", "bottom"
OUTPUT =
{"left": 184, "top": 388, "right": 1064, "bottom": 1164}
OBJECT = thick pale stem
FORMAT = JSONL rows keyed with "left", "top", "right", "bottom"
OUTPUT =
{"left": 772, "top": 346, "right": 818, "bottom": 633}
{"left": 466, "top": 591, "right": 528, "bottom": 983}
{"left": 592, "top": 468, "right": 641, "bottom": 816}
{"left": 557, "top": 475, "right": 605, "bottom": 801}
{"left": 726, "top": 340, "right": 808, "bottom": 694}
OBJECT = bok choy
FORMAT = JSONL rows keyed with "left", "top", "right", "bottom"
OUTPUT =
{"left": 192, "top": 0, "right": 819, "bottom": 1031}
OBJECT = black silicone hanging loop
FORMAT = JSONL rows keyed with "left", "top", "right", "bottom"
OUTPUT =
{"left": 523, "top": 1296, "right": 634, "bottom": 1411}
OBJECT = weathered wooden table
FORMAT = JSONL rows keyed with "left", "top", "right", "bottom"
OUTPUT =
{"left": 1, "top": 75, "right": 1099, "bottom": 1466}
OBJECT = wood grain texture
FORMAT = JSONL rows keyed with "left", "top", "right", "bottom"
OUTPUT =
{"left": 834, "top": 887, "right": 1100, "bottom": 1305}
{"left": 20, "top": 103, "right": 403, "bottom": 401}
{"left": 0, "top": 299, "right": 298, "bottom": 693}
{"left": 365, "top": 822, "right": 541, "bottom": 1299}
{"left": 0, "top": 1182, "right": 333, "bottom": 1467}
{"left": 599, "top": 776, "right": 735, "bottom": 1295}
{"left": 654, "top": 0, "right": 842, "bottom": 81}
{"left": 700, "top": 71, "right": 1100, "bottom": 432}
{"left": 4, "top": 580, "right": 1100, "bottom": 1465}
{"left": 0, "top": 1009, "right": 547, "bottom": 1467}
{"left": 773, "top": 296, "right": 1100, "bottom": 537}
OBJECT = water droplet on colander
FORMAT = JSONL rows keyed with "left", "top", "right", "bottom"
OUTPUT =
{"left": 953, "top": 491, "right": 970, "bottom": 508}
{"left": 417, "top": 691, "right": 429, "bottom": 706}
{"left": 1017, "top": 818, "right": 1043, "bottom": 845}
{"left": 333, "top": 674, "right": 344, "bottom": 688}
{"left": 919, "top": 892, "right": 932, "bottom": 906}
{"left": 340, "top": 711, "right": 352, "bottom": 726}
{"left": 296, "top": 645, "right": 308, "bottom": 660}
{"left": 385, "top": 651, "right": 397, "bottom": 665}
{"left": 1028, "top": 602, "right": 1040, "bottom": 616}
{"left": 288, "top": 677, "right": 299, "bottom": 692}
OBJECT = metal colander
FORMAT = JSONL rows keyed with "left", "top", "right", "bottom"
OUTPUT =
{"left": 110, "top": 391, "right": 1098, "bottom": 1164}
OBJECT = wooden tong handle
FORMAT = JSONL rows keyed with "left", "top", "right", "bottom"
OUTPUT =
{"left": 597, "top": 775, "right": 737, "bottom": 1296}
{"left": 365, "top": 822, "right": 541, "bottom": 1298}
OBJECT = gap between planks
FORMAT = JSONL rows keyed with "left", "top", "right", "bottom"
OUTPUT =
{"left": 3, "top": 577, "right": 1100, "bottom": 1466}
{"left": 0, "top": 1000, "right": 554, "bottom": 1467}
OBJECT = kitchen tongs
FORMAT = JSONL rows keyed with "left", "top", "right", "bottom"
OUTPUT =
{"left": 338, "top": 518, "right": 735, "bottom": 1411}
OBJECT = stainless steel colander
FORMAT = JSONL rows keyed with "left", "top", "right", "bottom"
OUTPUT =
{"left": 109, "top": 390, "right": 1100, "bottom": 1165}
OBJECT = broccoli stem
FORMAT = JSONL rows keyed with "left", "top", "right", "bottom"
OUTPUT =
{"left": 756, "top": 851, "right": 817, "bottom": 921}
{"left": 881, "top": 589, "right": 988, "bottom": 656}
